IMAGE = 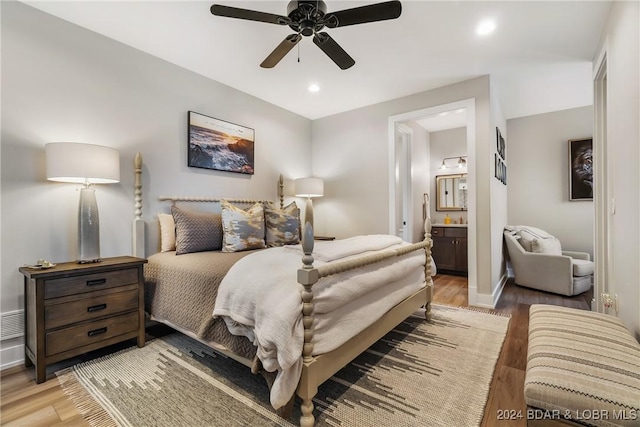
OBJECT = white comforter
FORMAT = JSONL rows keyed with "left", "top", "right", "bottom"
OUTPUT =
{"left": 212, "top": 235, "right": 426, "bottom": 409}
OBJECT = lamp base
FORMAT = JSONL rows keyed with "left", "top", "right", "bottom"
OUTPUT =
{"left": 78, "top": 187, "right": 101, "bottom": 263}
{"left": 304, "top": 197, "right": 314, "bottom": 231}
{"left": 78, "top": 258, "right": 102, "bottom": 264}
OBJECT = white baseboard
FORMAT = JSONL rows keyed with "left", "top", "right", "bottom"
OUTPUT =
{"left": 1, "top": 343, "right": 24, "bottom": 370}
{"left": 472, "top": 274, "right": 508, "bottom": 309}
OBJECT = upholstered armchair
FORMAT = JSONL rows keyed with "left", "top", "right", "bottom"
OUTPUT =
{"left": 503, "top": 226, "right": 593, "bottom": 296}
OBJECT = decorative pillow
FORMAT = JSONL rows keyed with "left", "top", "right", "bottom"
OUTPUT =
{"left": 265, "top": 202, "right": 300, "bottom": 247}
{"left": 171, "top": 205, "right": 223, "bottom": 255}
{"left": 531, "top": 237, "right": 562, "bottom": 255}
{"left": 515, "top": 226, "right": 554, "bottom": 252}
{"left": 158, "top": 213, "right": 176, "bottom": 252}
{"left": 220, "top": 200, "right": 266, "bottom": 253}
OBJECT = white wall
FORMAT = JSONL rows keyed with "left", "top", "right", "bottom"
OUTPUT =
{"left": 506, "top": 106, "right": 594, "bottom": 256}
{"left": 428, "top": 127, "right": 467, "bottom": 224}
{"left": 1, "top": 2, "right": 312, "bottom": 365}
{"left": 596, "top": 1, "right": 640, "bottom": 336}
{"left": 312, "top": 76, "right": 501, "bottom": 301}
{"left": 489, "top": 80, "right": 509, "bottom": 301}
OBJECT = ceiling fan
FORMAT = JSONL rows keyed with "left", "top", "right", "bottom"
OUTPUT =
{"left": 210, "top": 1, "right": 402, "bottom": 70}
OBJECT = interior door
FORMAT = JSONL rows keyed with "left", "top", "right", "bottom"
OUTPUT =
{"left": 395, "top": 124, "right": 412, "bottom": 241}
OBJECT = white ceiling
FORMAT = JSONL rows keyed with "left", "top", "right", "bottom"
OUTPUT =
{"left": 23, "top": 0, "right": 611, "bottom": 120}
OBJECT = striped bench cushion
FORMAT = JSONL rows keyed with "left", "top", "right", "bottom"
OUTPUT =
{"left": 525, "top": 305, "right": 640, "bottom": 426}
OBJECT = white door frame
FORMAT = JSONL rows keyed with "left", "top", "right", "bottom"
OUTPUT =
{"left": 593, "top": 41, "right": 609, "bottom": 313}
{"left": 395, "top": 123, "right": 413, "bottom": 241}
{"left": 388, "top": 98, "right": 477, "bottom": 303}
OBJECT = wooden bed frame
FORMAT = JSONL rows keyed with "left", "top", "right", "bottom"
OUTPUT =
{"left": 131, "top": 153, "right": 434, "bottom": 426}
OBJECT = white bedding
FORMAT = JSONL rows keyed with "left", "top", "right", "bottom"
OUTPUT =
{"left": 212, "top": 237, "right": 427, "bottom": 409}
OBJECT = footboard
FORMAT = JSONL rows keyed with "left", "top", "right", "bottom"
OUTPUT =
{"left": 296, "top": 219, "right": 434, "bottom": 427}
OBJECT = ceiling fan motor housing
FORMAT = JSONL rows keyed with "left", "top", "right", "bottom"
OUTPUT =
{"left": 287, "top": 0, "right": 328, "bottom": 36}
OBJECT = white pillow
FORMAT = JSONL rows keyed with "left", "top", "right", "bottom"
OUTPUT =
{"left": 515, "top": 226, "right": 554, "bottom": 252}
{"left": 531, "top": 237, "right": 562, "bottom": 255}
{"left": 158, "top": 213, "right": 176, "bottom": 252}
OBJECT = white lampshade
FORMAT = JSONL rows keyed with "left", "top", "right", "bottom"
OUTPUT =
{"left": 46, "top": 142, "right": 120, "bottom": 184}
{"left": 294, "top": 177, "right": 324, "bottom": 198}
{"left": 45, "top": 142, "right": 119, "bottom": 263}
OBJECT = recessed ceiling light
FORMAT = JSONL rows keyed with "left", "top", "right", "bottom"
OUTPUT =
{"left": 308, "top": 83, "right": 320, "bottom": 93}
{"left": 476, "top": 19, "right": 496, "bottom": 36}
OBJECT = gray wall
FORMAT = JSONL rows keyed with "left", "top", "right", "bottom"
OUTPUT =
{"left": 1, "top": 2, "right": 312, "bottom": 365}
{"left": 506, "top": 106, "right": 594, "bottom": 256}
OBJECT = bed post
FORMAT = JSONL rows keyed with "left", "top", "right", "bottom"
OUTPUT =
{"left": 423, "top": 193, "right": 433, "bottom": 322}
{"left": 297, "top": 223, "right": 318, "bottom": 427}
{"left": 132, "top": 152, "right": 145, "bottom": 258}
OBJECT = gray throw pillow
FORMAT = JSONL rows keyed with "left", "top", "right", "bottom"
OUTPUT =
{"left": 265, "top": 202, "right": 300, "bottom": 247}
{"left": 171, "top": 205, "right": 223, "bottom": 255}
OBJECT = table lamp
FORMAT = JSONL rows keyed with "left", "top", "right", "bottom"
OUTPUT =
{"left": 46, "top": 142, "right": 120, "bottom": 263}
{"left": 294, "top": 177, "right": 324, "bottom": 231}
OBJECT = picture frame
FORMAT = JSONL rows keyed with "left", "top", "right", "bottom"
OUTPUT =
{"left": 495, "top": 153, "right": 507, "bottom": 185}
{"left": 568, "top": 138, "right": 593, "bottom": 201}
{"left": 496, "top": 127, "right": 506, "bottom": 160}
{"left": 188, "top": 111, "right": 255, "bottom": 175}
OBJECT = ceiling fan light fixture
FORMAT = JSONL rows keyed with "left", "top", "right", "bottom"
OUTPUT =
{"left": 211, "top": 0, "right": 403, "bottom": 69}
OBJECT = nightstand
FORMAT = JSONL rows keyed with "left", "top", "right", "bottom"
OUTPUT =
{"left": 19, "top": 256, "right": 147, "bottom": 383}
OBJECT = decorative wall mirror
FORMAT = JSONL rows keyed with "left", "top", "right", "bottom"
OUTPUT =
{"left": 436, "top": 174, "right": 468, "bottom": 211}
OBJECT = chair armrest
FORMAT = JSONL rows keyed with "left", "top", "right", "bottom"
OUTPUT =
{"left": 562, "top": 251, "right": 590, "bottom": 261}
{"left": 510, "top": 252, "right": 574, "bottom": 295}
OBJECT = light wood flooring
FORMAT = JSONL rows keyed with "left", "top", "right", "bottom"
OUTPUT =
{"left": 1, "top": 275, "right": 592, "bottom": 426}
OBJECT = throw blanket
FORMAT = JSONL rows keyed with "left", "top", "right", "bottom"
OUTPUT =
{"left": 213, "top": 242, "right": 426, "bottom": 410}
{"left": 284, "top": 234, "right": 403, "bottom": 262}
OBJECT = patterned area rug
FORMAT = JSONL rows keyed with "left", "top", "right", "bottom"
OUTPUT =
{"left": 57, "top": 305, "right": 510, "bottom": 427}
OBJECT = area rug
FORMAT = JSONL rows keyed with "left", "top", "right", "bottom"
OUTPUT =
{"left": 57, "top": 305, "right": 510, "bottom": 427}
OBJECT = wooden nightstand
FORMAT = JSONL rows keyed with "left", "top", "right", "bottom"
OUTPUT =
{"left": 19, "top": 256, "right": 147, "bottom": 383}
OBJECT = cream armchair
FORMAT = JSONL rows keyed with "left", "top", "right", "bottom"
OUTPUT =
{"left": 504, "top": 227, "right": 593, "bottom": 296}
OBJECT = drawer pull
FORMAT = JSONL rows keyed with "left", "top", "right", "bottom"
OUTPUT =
{"left": 87, "top": 304, "right": 107, "bottom": 313}
{"left": 86, "top": 278, "right": 107, "bottom": 287}
{"left": 88, "top": 327, "right": 107, "bottom": 337}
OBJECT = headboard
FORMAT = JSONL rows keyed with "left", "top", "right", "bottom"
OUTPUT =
{"left": 132, "top": 152, "right": 286, "bottom": 258}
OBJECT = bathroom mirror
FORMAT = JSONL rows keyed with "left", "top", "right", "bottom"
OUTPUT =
{"left": 436, "top": 174, "right": 468, "bottom": 211}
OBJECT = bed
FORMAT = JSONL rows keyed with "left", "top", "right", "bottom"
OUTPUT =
{"left": 132, "top": 153, "right": 434, "bottom": 426}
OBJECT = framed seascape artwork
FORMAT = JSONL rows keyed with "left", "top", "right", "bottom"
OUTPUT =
{"left": 188, "top": 111, "right": 255, "bottom": 174}
{"left": 568, "top": 138, "right": 593, "bottom": 201}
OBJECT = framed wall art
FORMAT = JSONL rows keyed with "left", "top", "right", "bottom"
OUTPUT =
{"left": 568, "top": 138, "right": 593, "bottom": 201}
{"left": 188, "top": 111, "right": 255, "bottom": 175}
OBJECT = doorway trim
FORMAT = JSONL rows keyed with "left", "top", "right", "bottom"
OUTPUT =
{"left": 593, "top": 40, "right": 609, "bottom": 313}
{"left": 388, "top": 98, "right": 477, "bottom": 303}
{"left": 396, "top": 123, "right": 413, "bottom": 241}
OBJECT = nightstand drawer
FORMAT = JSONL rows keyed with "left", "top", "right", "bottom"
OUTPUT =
{"left": 45, "top": 311, "right": 139, "bottom": 357}
{"left": 44, "top": 268, "right": 139, "bottom": 299}
{"left": 45, "top": 289, "right": 139, "bottom": 330}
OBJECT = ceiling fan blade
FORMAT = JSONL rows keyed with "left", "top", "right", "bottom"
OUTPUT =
{"left": 260, "top": 34, "right": 302, "bottom": 68}
{"left": 210, "top": 4, "right": 291, "bottom": 25}
{"left": 323, "top": 0, "right": 401, "bottom": 28}
{"left": 313, "top": 32, "right": 355, "bottom": 70}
